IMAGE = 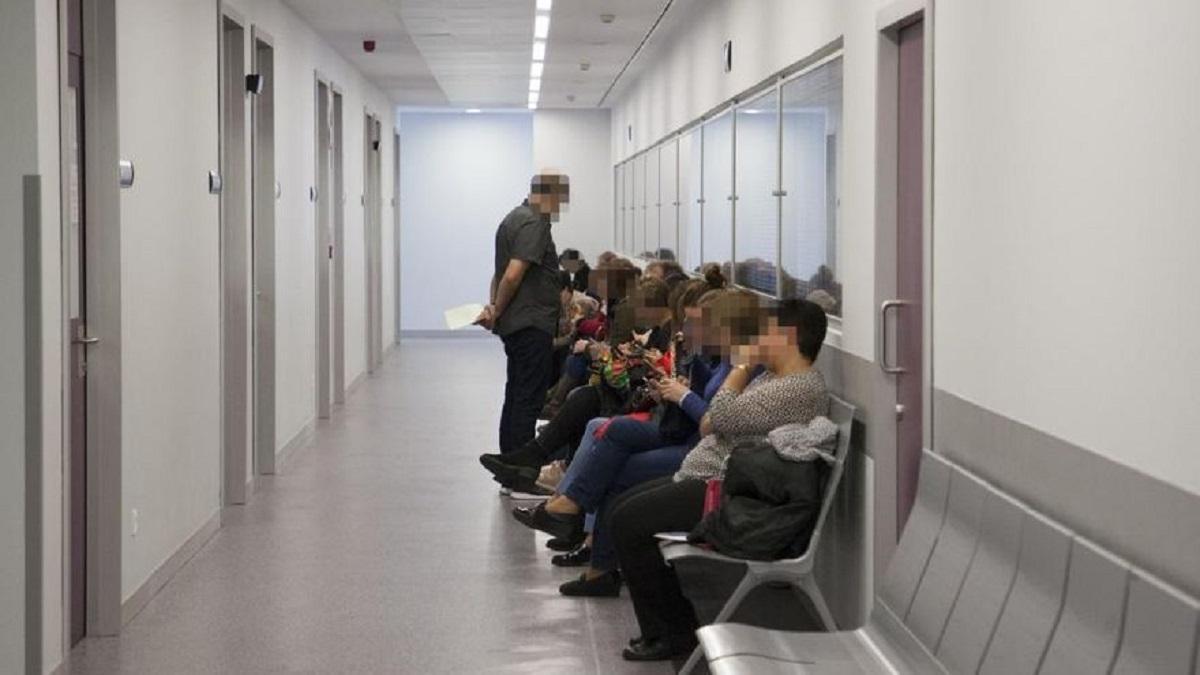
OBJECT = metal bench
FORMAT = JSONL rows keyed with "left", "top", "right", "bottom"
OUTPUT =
{"left": 694, "top": 449, "right": 1200, "bottom": 674}
{"left": 656, "top": 396, "right": 857, "bottom": 674}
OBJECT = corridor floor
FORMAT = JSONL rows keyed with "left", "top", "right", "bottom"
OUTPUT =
{"left": 71, "top": 339, "right": 672, "bottom": 674}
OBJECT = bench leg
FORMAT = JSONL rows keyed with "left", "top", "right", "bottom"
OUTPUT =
{"left": 678, "top": 644, "right": 704, "bottom": 675}
{"left": 798, "top": 574, "right": 837, "bottom": 631}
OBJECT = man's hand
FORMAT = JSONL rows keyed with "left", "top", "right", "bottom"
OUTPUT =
{"left": 475, "top": 304, "right": 497, "bottom": 331}
{"left": 656, "top": 377, "right": 691, "bottom": 404}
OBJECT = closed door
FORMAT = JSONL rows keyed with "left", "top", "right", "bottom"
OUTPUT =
{"left": 893, "top": 19, "right": 926, "bottom": 532}
{"left": 64, "top": 0, "right": 88, "bottom": 646}
{"left": 251, "top": 33, "right": 276, "bottom": 474}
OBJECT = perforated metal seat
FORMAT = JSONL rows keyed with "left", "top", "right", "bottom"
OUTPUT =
{"left": 657, "top": 396, "right": 857, "bottom": 674}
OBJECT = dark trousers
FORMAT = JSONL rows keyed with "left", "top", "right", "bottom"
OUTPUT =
{"left": 524, "top": 384, "right": 602, "bottom": 459}
{"left": 609, "top": 475, "right": 707, "bottom": 646}
{"left": 499, "top": 327, "right": 553, "bottom": 454}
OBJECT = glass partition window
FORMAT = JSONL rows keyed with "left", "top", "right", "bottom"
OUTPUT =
{"left": 702, "top": 112, "right": 734, "bottom": 272}
{"left": 615, "top": 163, "right": 625, "bottom": 253}
{"left": 679, "top": 129, "right": 702, "bottom": 272}
{"left": 628, "top": 159, "right": 638, "bottom": 252}
{"left": 636, "top": 153, "right": 648, "bottom": 256}
{"left": 646, "top": 147, "right": 661, "bottom": 257}
{"left": 660, "top": 139, "right": 679, "bottom": 262}
{"left": 781, "top": 57, "right": 843, "bottom": 314}
{"left": 734, "top": 89, "right": 780, "bottom": 294}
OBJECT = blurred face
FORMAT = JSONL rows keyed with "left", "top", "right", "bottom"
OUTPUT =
{"left": 529, "top": 174, "right": 570, "bottom": 220}
{"left": 561, "top": 258, "right": 582, "bottom": 274}
{"left": 644, "top": 262, "right": 665, "bottom": 280}
{"left": 681, "top": 305, "right": 705, "bottom": 354}
{"left": 751, "top": 316, "right": 799, "bottom": 363}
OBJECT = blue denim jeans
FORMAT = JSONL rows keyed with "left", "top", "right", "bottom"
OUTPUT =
{"left": 560, "top": 417, "right": 669, "bottom": 510}
{"left": 558, "top": 416, "right": 691, "bottom": 570}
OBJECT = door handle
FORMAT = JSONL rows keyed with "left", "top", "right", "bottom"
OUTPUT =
{"left": 72, "top": 335, "right": 100, "bottom": 346}
{"left": 879, "top": 300, "right": 910, "bottom": 374}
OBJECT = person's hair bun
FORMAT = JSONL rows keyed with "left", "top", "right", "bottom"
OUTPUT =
{"left": 703, "top": 265, "right": 727, "bottom": 289}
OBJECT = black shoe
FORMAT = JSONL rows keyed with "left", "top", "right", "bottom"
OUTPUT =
{"left": 621, "top": 636, "right": 695, "bottom": 662}
{"left": 559, "top": 570, "right": 621, "bottom": 597}
{"left": 508, "top": 470, "right": 552, "bottom": 496}
{"left": 546, "top": 535, "right": 583, "bottom": 552}
{"left": 511, "top": 503, "right": 584, "bottom": 541}
{"left": 480, "top": 454, "right": 543, "bottom": 487}
{"left": 551, "top": 545, "right": 592, "bottom": 567}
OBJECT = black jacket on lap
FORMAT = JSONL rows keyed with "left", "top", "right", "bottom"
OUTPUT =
{"left": 688, "top": 439, "right": 828, "bottom": 561}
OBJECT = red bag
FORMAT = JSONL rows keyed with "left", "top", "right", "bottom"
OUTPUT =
{"left": 702, "top": 478, "right": 724, "bottom": 517}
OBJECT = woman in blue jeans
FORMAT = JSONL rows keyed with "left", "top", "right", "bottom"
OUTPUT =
{"left": 513, "top": 284, "right": 737, "bottom": 596}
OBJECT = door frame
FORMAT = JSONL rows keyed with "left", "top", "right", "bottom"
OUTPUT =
{"left": 392, "top": 130, "right": 401, "bottom": 344}
{"left": 56, "top": 0, "right": 123, "bottom": 646}
{"left": 332, "top": 88, "right": 346, "bottom": 405}
{"left": 313, "top": 73, "right": 333, "bottom": 419}
{"left": 250, "top": 26, "right": 277, "bottom": 475}
{"left": 363, "top": 110, "right": 383, "bottom": 374}
{"left": 873, "top": 0, "right": 935, "bottom": 578}
{"left": 218, "top": 3, "right": 250, "bottom": 507}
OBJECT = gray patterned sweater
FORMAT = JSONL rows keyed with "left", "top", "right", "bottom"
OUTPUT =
{"left": 674, "top": 368, "right": 830, "bottom": 482}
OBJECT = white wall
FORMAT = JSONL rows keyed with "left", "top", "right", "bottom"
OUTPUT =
{"left": 398, "top": 112, "right": 533, "bottom": 332}
{"left": 532, "top": 109, "right": 612, "bottom": 263}
{"left": 608, "top": 0, "right": 880, "bottom": 359}
{"left": 933, "top": 0, "right": 1200, "bottom": 495}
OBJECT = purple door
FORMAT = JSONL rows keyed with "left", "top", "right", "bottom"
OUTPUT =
{"left": 895, "top": 20, "right": 925, "bottom": 534}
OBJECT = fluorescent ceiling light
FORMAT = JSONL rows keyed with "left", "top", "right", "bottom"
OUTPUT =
{"left": 530, "top": 62, "right": 544, "bottom": 78}
{"left": 536, "top": 0, "right": 552, "bottom": 11}
{"left": 465, "top": 108, "right": 481, "bottom": 113}
{"left": 528, "top": 91, "right": 540, "bottom": 104}
{"left": 534, "top": 14, "right": 550, "bottom": 39}
{"left": 532, "top": 41, "right": 546, "bottom": 61}
{"left": 528, "top": 102, "right": 538, "bottom": 110}
{"left": 529, "top": 78, "right": 541, "bottom": 93}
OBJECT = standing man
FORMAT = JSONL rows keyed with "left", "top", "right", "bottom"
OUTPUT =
{"left": 477, "top": 172, "right": 570, "bottom": 461}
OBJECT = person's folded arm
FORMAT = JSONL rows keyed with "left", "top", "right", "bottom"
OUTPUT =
{"left": 707, "top": 376, "right": 796, "bottom": 437}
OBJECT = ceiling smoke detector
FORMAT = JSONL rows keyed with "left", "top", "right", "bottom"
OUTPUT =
{"left": 600, "top": 13, "right": 615, "bottom": 24}
{"left": 580, "top": 60, "right": 591, "bottom": 72}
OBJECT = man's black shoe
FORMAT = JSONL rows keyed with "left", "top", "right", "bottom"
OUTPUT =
{"left": 551, "top": 545, "right": 592, "bottom": 567}
{"left": 511, "top": 502, "right": 583, "bottom": 541}
{"left": 559, "top": 570, "right": 621, "bottom": 597}
{"left": 621, "top": 637, "right": 694, "bottom": 662}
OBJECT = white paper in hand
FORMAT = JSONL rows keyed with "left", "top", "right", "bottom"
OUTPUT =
{"left": 444, "top": 303, "right": 486, "bottom": 330}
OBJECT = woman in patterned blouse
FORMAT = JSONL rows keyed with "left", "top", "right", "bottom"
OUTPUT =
{"left": 608, "top": 297, "right": 830, "bottom": 663}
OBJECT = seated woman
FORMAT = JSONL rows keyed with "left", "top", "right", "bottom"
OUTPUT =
{"left": 511, "top": 285, "right": 741, "bottom": 596}
{"left": 480, "top": 277, "right": 675, "bottom": 489}
{"left": 607, "top": 298, "right": 830, "bottom": 662}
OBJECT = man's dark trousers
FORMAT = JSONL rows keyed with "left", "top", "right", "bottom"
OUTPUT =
{"left": 499, "top": 326, "right": 554, "bottom": 454}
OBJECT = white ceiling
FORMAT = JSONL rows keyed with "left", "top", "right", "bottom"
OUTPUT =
{"left": 282, "top": 0, "right": 672, "bottom": 109}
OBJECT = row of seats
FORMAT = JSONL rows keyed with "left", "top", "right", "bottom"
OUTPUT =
{"left": 696, "top": 450, "right": 1200, "bottom": 674}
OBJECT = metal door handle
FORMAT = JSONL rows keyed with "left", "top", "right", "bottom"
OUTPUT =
{"left": 879, "top": 300, "right": 910, "bottom": 374}
{"left": 72, "top": 335, "right": 100, "bottom": 345}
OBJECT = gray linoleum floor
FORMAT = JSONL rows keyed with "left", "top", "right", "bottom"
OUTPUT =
{"left": 70, "top": 338, "right": 674, "bottom": 675}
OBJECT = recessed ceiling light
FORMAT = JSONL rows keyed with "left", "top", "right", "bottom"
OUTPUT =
{"left": 530, "top": 62, "right": 544, "bottom": 78}
{"left": 465, "top": 108, "right": 481, "bottom": 114}
{"left": 529, "top": 78, "right": 541, "bottom": 93}
{"left": 600, "top": 13, "right": 615, "bottom": 24}
{"left": 534, "top": 14, "right": 550, "bottom": 39}
{"left": 536, "top": 0, "right": 552, "bottom": 11}
{"left": 532, "top": 41, "right": 546, "bottom": 61}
